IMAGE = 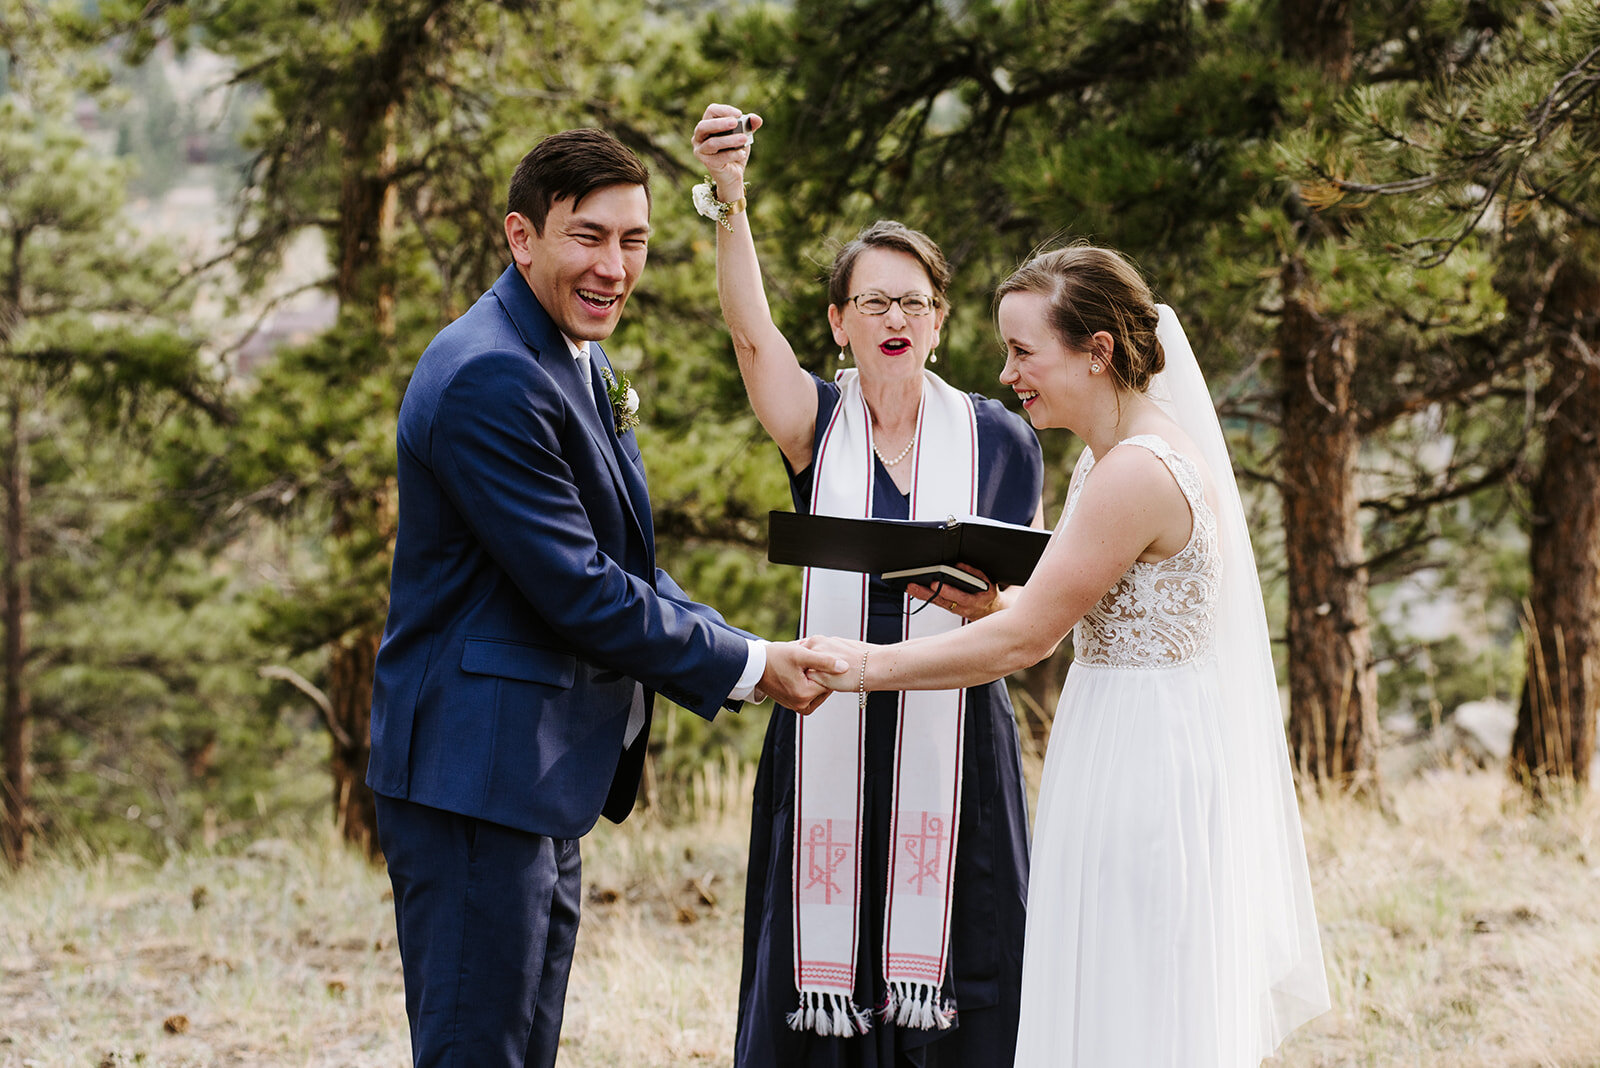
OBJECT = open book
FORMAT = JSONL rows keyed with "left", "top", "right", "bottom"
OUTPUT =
{"left": 767, "top": 510, "right": 1051, "bottom": 592}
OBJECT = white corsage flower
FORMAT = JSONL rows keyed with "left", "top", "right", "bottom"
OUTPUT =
{"left": 600, "top": 367, "right": 642, "bottom": 433}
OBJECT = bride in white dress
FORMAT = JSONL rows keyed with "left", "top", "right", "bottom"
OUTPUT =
{"left": 808, "top": 247, "right": 1329, "bottom": 1066}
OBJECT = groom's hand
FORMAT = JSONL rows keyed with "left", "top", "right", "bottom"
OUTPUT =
{"left": 760, "top": 641, "right": 846, "bottom": 715}
{"left": 800, "top": 635, "right": 870, "bottom": 693}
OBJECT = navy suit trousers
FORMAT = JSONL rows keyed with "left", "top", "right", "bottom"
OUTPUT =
{"left": 377, "top": 795, "right": 582, "bottom": 1068}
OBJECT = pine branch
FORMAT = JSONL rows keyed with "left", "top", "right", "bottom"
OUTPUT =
{"left": 21, "top": 345, "right": 235, "bottom": 425}
{"left": 1233, "top": 463, "right": 1284, "bottom": 490}
{"left": 1315, "top": 38, "right": 1600, "bottom": 265}
{"left": 1360, "top": 454, "right": 1522, "bottom": 518}
{"left": 1361, "top": 525, "right": 1435, "bottom": 576}
{"left": 211, "top": 276, "right": 338, "bottom": 371}
{"left": 651, "top": 507, "right": 765, "bottom": 549}
{"left": 258, "top": 665, "right": 351, "bottom": 750}
{"left": 1360, "top": 343, "right": 1535, "bottom": 433}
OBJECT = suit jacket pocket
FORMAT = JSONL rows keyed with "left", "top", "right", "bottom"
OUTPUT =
{"left": 460, "top": 636, "right": 576, "bottom": 688}
{"left": 619, "top": 428, "right": 643, "bottom": 465}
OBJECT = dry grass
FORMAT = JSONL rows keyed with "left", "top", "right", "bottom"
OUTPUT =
{"left": 0, "top": 835, "right": 404, "bottom": 1067}
{"left": 1285, "top": 770, "right": 1600, "bottom": 1068}
{"left": 1, "top": 761, "right": 1596, "bottom": 1068}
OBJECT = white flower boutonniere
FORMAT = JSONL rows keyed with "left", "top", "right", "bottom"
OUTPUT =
{"left": 600, "top": 366, "right": 641, "bottom": 433}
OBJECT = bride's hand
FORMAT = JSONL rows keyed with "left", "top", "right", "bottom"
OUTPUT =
{"left": 906, "top": 565, "right": 1007, "bottom": 621}
{"left": 801, "top": 635, "right": 869, "bottom": 693}
{"left": 692, "top": 102, "right": 761, "bottom": 198}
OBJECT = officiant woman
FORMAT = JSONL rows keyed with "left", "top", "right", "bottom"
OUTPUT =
{"left": 691, "top": 103, "right": 1044, "bottom": 1068}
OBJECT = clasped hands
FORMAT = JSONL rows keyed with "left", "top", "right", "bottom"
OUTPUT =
{"left": 761, "top": 570, "right": 1001, "bottom": 713}
{"left": 757, "top": 637, "right": 857, "bottom": 714}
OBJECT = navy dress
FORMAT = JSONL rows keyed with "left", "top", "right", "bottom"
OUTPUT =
{"left": 736, "top": 375, "right": 1044, "bottom": 1068}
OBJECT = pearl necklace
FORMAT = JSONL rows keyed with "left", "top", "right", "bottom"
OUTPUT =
{"left": 873, "top": 431, "right": 917, "bottom": 467}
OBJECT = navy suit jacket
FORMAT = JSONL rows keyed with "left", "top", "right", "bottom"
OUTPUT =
{"left": 367, "top": 265, "right": 751, "bottom": 838}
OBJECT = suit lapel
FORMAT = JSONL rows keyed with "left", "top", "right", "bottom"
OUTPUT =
{"left": 590, "top": 344, "right": 656, "bottom": 571}
{"left": 490, "top": 267, "right": 651, "bottom": 560}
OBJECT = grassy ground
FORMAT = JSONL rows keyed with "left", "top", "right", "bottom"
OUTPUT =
{"left": 1, "top": 762, "right": 1596, "bottom": 1067}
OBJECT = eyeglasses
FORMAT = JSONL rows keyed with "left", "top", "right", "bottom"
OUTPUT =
{"left": 847, "top": 291, "right": 938, "bottom": 316}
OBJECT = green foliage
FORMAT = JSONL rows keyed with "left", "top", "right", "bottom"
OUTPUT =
{"left": 1274, "top": 1, "right": 1599, "bottom": 730}
{"left": 1294, "top": 2, "right": 1600, "bottom": 266}
{"left": 8, "top": 0, "right": 1587, "bottom": 848}
{"left": 32, "top": 540, "right": 297, "bottom": 855}
{"left": 723, "top": 0, "right": 1564, "bottom": 738}
{"left": 109, "top": 0, "right": 811, "bottom": 806}
{"left": 0, "top": 3, "right": 257, "bottom": 859}
{"left": 1372, "top": 537, "right": 1528, "bottom": 725}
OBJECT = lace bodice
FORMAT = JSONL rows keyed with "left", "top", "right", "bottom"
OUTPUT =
{"left": 1062, "top": 435, "right": 1220, "bottom": 668}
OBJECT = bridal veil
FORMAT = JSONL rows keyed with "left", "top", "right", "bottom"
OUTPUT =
{"left": 1150, "top": 305, "right": 1331, "bottom": 1047}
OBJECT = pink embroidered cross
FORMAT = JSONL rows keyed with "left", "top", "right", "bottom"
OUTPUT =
{"left": 899, "top": 811, "right": 948, "bottom": 896}
{"left": 801, "top": 819, "right": 854, "bottom": 905}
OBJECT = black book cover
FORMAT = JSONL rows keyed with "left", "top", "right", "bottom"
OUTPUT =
{"left": 767, "top": 510, "right": 1051, "bottom": 590}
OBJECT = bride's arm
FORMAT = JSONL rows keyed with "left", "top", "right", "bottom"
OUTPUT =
{"left": 692, "top": 104, "right": 818, "bottom": 472}
{"left": 811, "top": 447, "right": 1188, "bottom": 692}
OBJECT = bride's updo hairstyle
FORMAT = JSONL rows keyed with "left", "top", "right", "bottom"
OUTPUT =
{"left": 994, "top": 246, "right": 1164, "bottom": 392}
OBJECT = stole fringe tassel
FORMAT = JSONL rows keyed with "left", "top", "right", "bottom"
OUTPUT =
{"left": 882, "top": 981, "right": 956, "bottom": 1031}
{"left": 786, "top": 992, "right": 873, "bottom": 1036}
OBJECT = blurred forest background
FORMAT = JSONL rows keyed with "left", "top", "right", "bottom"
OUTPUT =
{"left": 1, "top": 0, "right": 1597, "bottom": 871}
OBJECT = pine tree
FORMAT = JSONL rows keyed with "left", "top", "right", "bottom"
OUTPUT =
{"left": 0, "top": 1, "right": 208, "bottom": 864}
{"left": 120, "top": 0, "right": 796, "bottom": 842}
{"left": 1289, "top": 1, "right": 1600, "bottom": 791}
{"left": 727, "top": 0, "right": 1528, "bottom": 794}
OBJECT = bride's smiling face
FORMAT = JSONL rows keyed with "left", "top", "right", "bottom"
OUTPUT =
{"left": 997, "top": 291, "right": 1103, "bottom": 430}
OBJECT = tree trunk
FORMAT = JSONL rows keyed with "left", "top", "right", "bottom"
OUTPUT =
{"left": 322, "top": 64, "right": 405, "bottom": 858}
{"left": 1279, "top": 0, "right": 1354, "bottom": 83}
{"left": 2, "top": 386, "right": 33, "bottom": 866}
{"left": 1512, "top": 269, "right": 1600, "bottom": 793}
{"left": 334, "top": 99, "right": 400, "bottom": 332}
{"left": 328, "top": 630, "right": 381, "bottom": 858}
{"left": 1279, "top": 258, "right": 1380, "bottom": 793}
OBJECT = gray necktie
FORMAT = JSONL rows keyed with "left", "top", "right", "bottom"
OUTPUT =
{"left": 574, "top": 346, "right": 603, "bottom": 419}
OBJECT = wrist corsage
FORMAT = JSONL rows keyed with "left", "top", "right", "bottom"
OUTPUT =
{"left": 600, "top": 366, "right": 641, "bottom": 433}
{"left": 691, "top": 175, "right": 746, "bottom": 233}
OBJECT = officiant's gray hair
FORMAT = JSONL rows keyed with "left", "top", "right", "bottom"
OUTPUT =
{"left": 995, "top": 246, "right": 1165, "bottom": 393}
{"left": 826, "top": 221, "right": 951, "bottom": 311}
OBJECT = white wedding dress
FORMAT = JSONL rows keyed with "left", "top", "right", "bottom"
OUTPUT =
{"left": 1013, "top": 314, "right": 1330, "bottom": 1066}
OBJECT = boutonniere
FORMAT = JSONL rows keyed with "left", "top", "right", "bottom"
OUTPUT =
{"left": 600, "top": 366, "right": 641, "bottom": 433}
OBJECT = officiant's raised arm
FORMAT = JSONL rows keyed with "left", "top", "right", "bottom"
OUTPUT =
{"left": 691, "top": 103, "right": 819, "bottom": 472}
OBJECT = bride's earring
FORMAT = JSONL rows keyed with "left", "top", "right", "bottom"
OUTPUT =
{"left": 929, "top": 350, "right": 938, "bottom": 364}
{"left": 839, "top": 347, "right": 851, "bottom": 365}
{"left": 1091, "top": 361, "right": 1103, "bottom": 374}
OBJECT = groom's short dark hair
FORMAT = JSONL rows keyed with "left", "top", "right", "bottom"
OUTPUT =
{"left": 508, "top": 128, "right": 652, "bottom": 234}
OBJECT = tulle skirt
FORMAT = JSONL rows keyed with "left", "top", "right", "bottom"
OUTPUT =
{"left": 1015, "top": 656, "right": 1277, "bottom": 1068}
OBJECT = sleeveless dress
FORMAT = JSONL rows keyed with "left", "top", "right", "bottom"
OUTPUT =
{"left": 735, "top": 374, "right": 1043, "bottom": 1068}
{"left": 1014, "top": 433, "right": 1271, "bottom": 1067}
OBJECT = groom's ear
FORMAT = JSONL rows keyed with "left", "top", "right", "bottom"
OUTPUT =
{"left": 505, "top": 212, "right": 536, "bottom": 267}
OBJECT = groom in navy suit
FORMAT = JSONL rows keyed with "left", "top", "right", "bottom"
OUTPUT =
{"left": 367, "top": 128, "right": 842, "bottom": 1067}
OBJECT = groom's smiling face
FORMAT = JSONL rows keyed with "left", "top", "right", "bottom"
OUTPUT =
{"left": 511, "top": 182, "right": 651, "bottom": 343}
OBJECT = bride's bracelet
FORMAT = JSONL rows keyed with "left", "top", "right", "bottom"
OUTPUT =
{"left": 858, "top": 650, "right": 868, "bottom": 711}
